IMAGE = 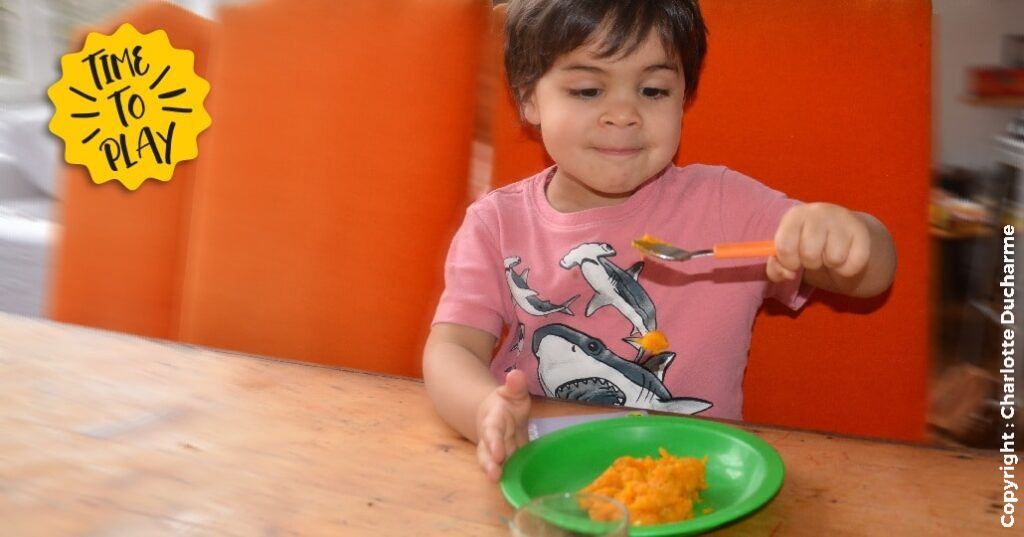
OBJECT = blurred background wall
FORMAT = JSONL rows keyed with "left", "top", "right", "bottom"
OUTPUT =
{"left": 0, "top": 0, "right": 252, "bottom": 316}
{"left": 933, "top": 0, "right": 1024, "bottom": 169}
{"left": 928, "top": 0, "right": 1023, "bottom": 448}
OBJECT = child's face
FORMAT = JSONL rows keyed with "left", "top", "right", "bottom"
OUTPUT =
{"left": 523, "top": 30, "right": 685, "bottom": 210}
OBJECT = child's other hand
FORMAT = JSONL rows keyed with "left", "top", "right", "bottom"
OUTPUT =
{"left": 476, "top": 369, "right": 531, "bottom": 482}
{"left": 767, "top": 202, "right": 871, "bottom": 283}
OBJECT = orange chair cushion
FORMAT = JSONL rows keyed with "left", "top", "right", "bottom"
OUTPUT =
{"left": 176, "top": 0, "right": 488, "bottom": 377}
{"left": 50, "top": 2, "right": 214, "bottom": 339}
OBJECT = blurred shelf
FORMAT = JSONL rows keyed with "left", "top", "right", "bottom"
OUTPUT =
{"left": 929, "top": 225, "right": 994, "bottom": 239}
{"left": 994, "top": 135, "right": 1024, "bottom": 169}
{"left": 962, "top": 95, "right": 1024, "bottom": 107}
{"left": 968, "top": 298, "right": 1019, "bottom": 331}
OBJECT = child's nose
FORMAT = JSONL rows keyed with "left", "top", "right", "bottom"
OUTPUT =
{"left": 600, "top": 99, "right": 641, "bottom": 128}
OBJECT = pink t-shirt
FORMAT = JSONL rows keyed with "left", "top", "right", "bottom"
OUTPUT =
{"left": 433, "top": 164, "right": 811, "bottom": 419}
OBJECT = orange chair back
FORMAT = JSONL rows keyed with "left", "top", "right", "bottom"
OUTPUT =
{"left": 175, "top": 0, "right": 487, "bottom": 377}
{"left": 50, "top": 2, "right": 213, "bottom": 340}
{"left": 51, "top": 0, "right": 488, "bottom": 379}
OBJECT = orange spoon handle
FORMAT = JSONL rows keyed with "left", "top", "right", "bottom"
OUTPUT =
{"left": 713, "top": 240, "right": 776, "bottom": 258}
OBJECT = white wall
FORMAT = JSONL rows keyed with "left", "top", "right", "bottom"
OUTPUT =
{"left": 933, "top": 0, "right": 1024, "bottom": 169}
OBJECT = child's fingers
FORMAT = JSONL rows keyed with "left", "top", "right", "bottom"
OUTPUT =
{"left": 486, "top": 418, "right": 507, "bottom": 465}
{"left": 514, "top": 418, "right": 529, "bottom": 447}
{"left": 822, "top": 229, "right": 852, "bottom": 269}
{"left": 766, "top": 256, "right": 797, "bottom": 282}
{"left": 834, "top": 228, "right": 872, "bottom": 277}
{"left": 773, "top": 214, "right": 804, "bottom": 273}
{"left": 492, "top": 374, "right": 532, "bottom": 472}
{"left": 498, "top": 369, "right": 530, "bottom": 403}
{"left": 503, "top": 413, "right": 519, "bottom": 465}
{"left": 476, "top": 372, "right": 533, "bottom": 484}
{"left": 798, "top": 224, "right": 827, "bottom": 271}
{"left": 477, "top": 436, "right": 501, "bottom": 481}
{"left": 478, "top": 405, "right": 507, "bottom": 458}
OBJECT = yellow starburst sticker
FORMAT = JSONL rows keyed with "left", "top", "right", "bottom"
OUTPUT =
{"left": 47, "top": 23, "right": 211, "bottom": 190}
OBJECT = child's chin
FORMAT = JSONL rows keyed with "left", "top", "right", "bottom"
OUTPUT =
{"left": 595, "top": 176, "right": 648, "bottom": 195}
{"left": 590, "top": 183, "right": 642, "bottom": 198}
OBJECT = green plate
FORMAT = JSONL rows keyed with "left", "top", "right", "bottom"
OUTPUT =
{"left": 500, "top": 415, "right": 784, "bottom": 536}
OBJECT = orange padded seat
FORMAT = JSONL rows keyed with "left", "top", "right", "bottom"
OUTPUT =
{"left": 488, "top": 1, "right": 931, "bottom": 441}
{"left": 50, "top": 2, "right": 214, "bottom": 339}
{"left": 175, "top": 0, "right": 487, "bottom": 377}
{"left": 51, "top": 0, "right": 487, "bottom": 379}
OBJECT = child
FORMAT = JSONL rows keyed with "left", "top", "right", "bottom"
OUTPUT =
{"left": 423, "top": 0, "right": 896, "bottom": 481}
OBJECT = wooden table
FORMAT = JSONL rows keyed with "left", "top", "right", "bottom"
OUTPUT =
{"left": 0, "top": 313, "right": 1005, "bottom": 535}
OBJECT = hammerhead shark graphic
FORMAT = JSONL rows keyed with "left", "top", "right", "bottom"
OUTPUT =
{"left": 559, "top": 243, "right": 656, "bottom": 338}
{"left": 504, "top": 257, "right": 579, "bottom": 316}
{"left": 532, "top": 324, "right": 712, "bottom": 415}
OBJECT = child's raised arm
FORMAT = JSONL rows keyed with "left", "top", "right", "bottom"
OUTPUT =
{"left": 423, "top": 323, "right": 531, "bottom": 481}
{"left": 767, "top": 202, "right": 897, "bottom": 298}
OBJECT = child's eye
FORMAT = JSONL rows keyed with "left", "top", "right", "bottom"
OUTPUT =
{"left": 568, "top": 88, "right": 602, "bottom": 99}
{"left": 641, "top": 87, "right": 670, "bottom": 98}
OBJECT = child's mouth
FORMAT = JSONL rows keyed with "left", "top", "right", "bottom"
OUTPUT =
{"left": 593, "top": 147, "right": 643, "bottom": 157}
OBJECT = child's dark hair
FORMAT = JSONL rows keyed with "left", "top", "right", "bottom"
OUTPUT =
{"left": 504, "top": 0, "right": 708, "bottom": 109}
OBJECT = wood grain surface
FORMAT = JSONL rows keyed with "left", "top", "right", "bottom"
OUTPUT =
{"left": 0, "top": 313, "right": 1004, "bottom": 536}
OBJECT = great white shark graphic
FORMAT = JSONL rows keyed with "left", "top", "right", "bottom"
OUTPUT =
{"left": 504, "top": 257, "right": 579, "bottom": 316}
{"left": 532, "top": 324, "right": 712, "bottom": 415}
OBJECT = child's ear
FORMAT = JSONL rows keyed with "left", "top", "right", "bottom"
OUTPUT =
{"left": 521, "top": 91, "right": 541, "bottom": 126}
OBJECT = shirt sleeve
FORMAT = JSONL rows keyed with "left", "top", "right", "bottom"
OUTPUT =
{"left": 717, "top": 168, "right": 813, "bottom": 311}
{"left": 431, "top": 203, "right": 510, "bottom": 337}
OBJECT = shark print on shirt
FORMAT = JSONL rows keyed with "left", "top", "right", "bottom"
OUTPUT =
{"left": 508, "top": 322, "right": 525, "bottom": 354}
{"left": 532, "top": 324, "right": 712, "bottom": 415}
{"left": 560, "top": 243, "right": 657, "bottom": 354}
{"left": 504, "top": 257, "right": 579, "bottom": 316}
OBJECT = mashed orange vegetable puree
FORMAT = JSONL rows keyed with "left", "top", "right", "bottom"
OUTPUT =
{"left": 636, "top": 233, "right": 671, "bottom": 247}
{"left": 634, "top": 329, "right": 669, "bottom": 354}
{"left": 581, "top": 448, "right": 709, "bottom": 526}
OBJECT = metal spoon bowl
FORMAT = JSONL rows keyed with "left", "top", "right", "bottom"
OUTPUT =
{"left": 632, "top": 236, "right": 776, "bottom": 262}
